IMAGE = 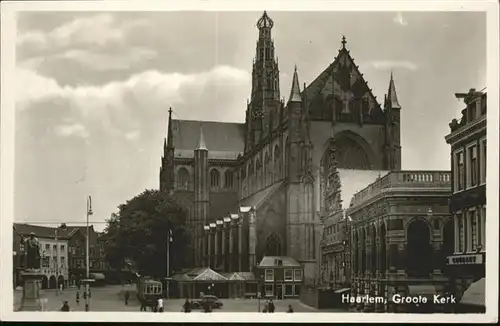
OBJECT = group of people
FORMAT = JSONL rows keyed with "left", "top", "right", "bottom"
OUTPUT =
{"left": 139, "top": 297, "right": 164, "bottom": 312}
{"left": 262, "top": 299, "right": 294, "bottom": 313}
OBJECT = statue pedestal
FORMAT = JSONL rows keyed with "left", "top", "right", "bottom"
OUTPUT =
{"left": 19, "top": 271, "right": 44, "bottom": 311}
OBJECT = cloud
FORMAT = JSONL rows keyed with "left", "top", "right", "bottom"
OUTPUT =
{"left": 370, "top": 60, "right": 418, "bottom": 71}
{"left": 17, "top": 14, "right": 149, "bottom": 52}
{"left": 54, "top": 123, "right": 89, "bottom": 138}
{"left": 57, "top": 47, "right": 157, "bottom": 71}
{"left": 125, "top": 130, "right": 140, "bottom": 140}
{"left": 393, "top": 12, "right": 408, "bottom": 26}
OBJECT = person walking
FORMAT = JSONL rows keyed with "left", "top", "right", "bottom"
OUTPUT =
{"left": 268, "top": 299, "right": 275, "bottom": 313}
{"left": 59, "top": 283, "right": 63, "bottom": 295}
{"left": 287, "top": 304, "right": 294, "bottom": 313}
{"left": 183, "top": 298, "right": 191, "bottom": 313}
{"left": 124, "top": 290, "right": 130, "bottom": 305}
{"left": 139, "top": 299, "right": 147, "bottom": 312}
{"left": 60, "top": 301, "right": 70, "bottom": 312}
{"left": 157, "top": 298, "right": 164, "bottom": 313}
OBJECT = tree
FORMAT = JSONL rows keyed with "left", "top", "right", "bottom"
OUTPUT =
{"left": 103, "top": 189, "right": 191, "bottom": 277}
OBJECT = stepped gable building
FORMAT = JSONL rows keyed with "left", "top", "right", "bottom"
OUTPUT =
{"left": 444, "top": 88, "right": 486, "bottom": 311}
{"left": 159, "top": 11, "right": 402, "bottom": 285}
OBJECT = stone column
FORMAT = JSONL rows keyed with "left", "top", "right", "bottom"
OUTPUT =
{"left": 397, "top": 243, "right": 406, "bottom": 274}
{"left": 214, "top": 226, "right": 219, "bottom": 268}
{"left": 238, "top": 220, "right": 243, "bottom": 271}
{"left": 221, "top": 220, "right": 227, "bottom": 272}
{"left": 229, "top": 222, "right": 234, "bottom": 272}
{"left": 18, "top": 271, "right": 43, "bottom": 311}
{"left": 209, "top": 223, "right": 216, "bottom": 267}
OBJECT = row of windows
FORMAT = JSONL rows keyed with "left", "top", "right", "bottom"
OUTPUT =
{"left": 41, "top": 243, "right": 65, "bottom": 253}
{"left": 41, "top": 256, "right": 66, "bottom": 269}
{"left": 453, "top": 138, "right": 486, "bottom": 192}
{"left": 264, "top": 283, "right": 300, "bottom": 297}
{"left": 70, "top": 258, "right": 107, "bottom": 269}
{"left": 264, "top": 269, "right": 302, "bottom": 282}
{"left": 455, "top": 206, "right": 486, "bottom": 253}
{"left": 176, "top": 168, "right": 234, "bottom": 190}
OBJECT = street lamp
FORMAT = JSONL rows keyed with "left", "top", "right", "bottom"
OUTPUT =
{"left": 84, "top": 196, "right": 93, "bottom": 312}
{"left": 166, "top": 229, "right": 173, "bottom": 299}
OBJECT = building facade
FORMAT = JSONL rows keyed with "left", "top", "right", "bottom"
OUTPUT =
{"left": 160, "top": 11, "right": 402, "bottom": 285}
{"left": 67, "top": 226, "right": 109, "bottom": 285}
{"left": 13, "top": 224, "right": 70, "bottom": 289}
{"left": 255, "top": 256, "right": 303, "bottom": 299}
{"left": 444, "top": 89, "right": 486, "bottom": 307}
{"left": 346, "top": 171, "right": 452, "bottom": 312}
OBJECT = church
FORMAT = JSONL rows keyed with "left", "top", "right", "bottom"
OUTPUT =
{"left": 159, "top": 11, "right": 402, "bottom": 290}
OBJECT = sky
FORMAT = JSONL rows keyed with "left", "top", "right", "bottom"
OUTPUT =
{"left": 13, "top": 11, "right": 486, "bottom": 231}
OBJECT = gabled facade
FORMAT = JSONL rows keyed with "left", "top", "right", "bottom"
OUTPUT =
{"left": 160, "top": 12, "right": 402, "bottom": 286}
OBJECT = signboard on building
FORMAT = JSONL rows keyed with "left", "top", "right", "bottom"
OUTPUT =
{"left": 447, "top": 254, "right": 483, "bottom": 265}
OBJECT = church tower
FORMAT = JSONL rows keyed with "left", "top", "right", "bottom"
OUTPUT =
{"left": 193, "top": 124, "right": 209, "bottom": 266}
{"left": 160, "top": 107, "right": 175, "bottom": 194}
{"left": 384, "top": 72, "right": 402, "bottom": 170}
{"left": 246, "top": 11, "right": 281, "bottom": 151}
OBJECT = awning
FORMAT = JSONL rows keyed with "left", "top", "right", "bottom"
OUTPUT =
{"left": 408, "top": 285, "right": 436, "bottom": 297}
{"left": 90, "top": 273, "right": 105, "bottom": 280}
{"left": 460, "top": 278, "right": 485, "bottom": 307}
{"left": 334, "top": 288, "right": 350, "bottom": 294}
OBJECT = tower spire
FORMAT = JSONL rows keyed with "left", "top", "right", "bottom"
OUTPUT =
{"left": 288, "top": 65, "right": 302, "bottom": 103}
{"left": 196, "top": 123, "right": 207, "bottom": 151}
{"left": 166, "top": 107, "right": 174, "bottom": 148}
{"left": 387, "top": 72, "right": 401, "bottom": 109}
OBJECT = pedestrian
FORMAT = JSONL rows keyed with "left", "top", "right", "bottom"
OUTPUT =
{"left": 60, "top": 283, "right": 63, "bottom": 294}
{"left": 139, "top": 300, "right": 147, "bottom": 312}
{"left": 83, "top": 291, "right": 87, "bottom": 300}
{"left": 287, "top": 304, "right": 294, "bottom": 313}
{"left": 157, "top": 297, "right": 164, "bottom": 313}
{"left": 60, "top": 301, "right": 70, "bottom": 312}
{"left": 124, "top": 290, "right": 130, "bottom": 305}
{"left": 268, "top": 299, "right": 275, "bottom": 313}
{"left": 76, "top": 291, "right": 80, "bottom": 305}
{"left": 183, "top": 298, "right": 190, "bottom": 312}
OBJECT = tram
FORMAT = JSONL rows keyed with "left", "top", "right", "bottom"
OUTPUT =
{"left": 136, "top": 277, "right": 163, "bottom": 306}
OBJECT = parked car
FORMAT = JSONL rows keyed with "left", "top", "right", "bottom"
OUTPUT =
{"left": 191, "top": 295, "right": 223, "bottom": 309}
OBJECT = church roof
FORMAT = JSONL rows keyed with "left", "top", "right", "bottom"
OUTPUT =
{"left": 301, "top": 37, "right": 382, "bottom": 114}
{"left": 193, "top": 267, "right": 228, "bottom": 281}
{"left": 258, "top": 256, "right": 301, "bottom": 267}
{"left": 170, "top": 119, "right": 245, "bottom": 159}
{"left": 337, "top": 169, "right": 390, "bottom": 209}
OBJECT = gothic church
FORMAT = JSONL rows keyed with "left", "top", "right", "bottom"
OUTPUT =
{"left": 160, "top": 11, "right": 402, "bottom": 282}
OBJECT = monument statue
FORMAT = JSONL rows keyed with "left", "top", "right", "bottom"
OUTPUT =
{"left": 21, "top": 232, "right": 41, "bottom": 270}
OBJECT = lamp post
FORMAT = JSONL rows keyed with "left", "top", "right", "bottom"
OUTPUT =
{"left": 166, "top": 229, "right": 173, "bottom": 299}
{"left": 85, "top": 196, "right": 93, "bottom": 312}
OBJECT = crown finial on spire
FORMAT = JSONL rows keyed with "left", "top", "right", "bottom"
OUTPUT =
{"left": 387, "top": 72, "right": 401, "bottom": 109}
{"left": 288, "top": 65, "right": 302, "bottom": 103}
{"left": 257, "top": 11, "right": 274, "bottom": 29}
{"left": 341, "top": 35, "right": 347, "bottom": 49}
{"left": 196, "top": 123, "right": 207, "bottom": 150}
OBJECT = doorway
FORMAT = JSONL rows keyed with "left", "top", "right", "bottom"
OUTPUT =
{"left": 275, "top": 284, "right": 283, "bottom": 299}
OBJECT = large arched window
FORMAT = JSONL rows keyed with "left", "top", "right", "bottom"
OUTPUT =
{"left": 274, "top": 145, "right": 281, "bottom": 180}
{"left": 406, "top": 219, "right": 433, "bottom": 277}
{"left": 248, "top": 161, "right": 254, "bottom": 194}
{"left": 265, "top": 151, "right": 272, "bottom": 185}
{"left": 265, "top": 232, "right": 282, "bottom": 256}
{"left": 256, "top": 159, "right": 262, "bottom": 190}
{"left": 285, "top": 137, "right": 290, "bottom": 178}
{"left": 210, "top": 169, "right": 220, "bottom": 188}
{"left": 335, "top": 135, "right": 370, "bottom": 169}
{"left": 224, "top": 170, "right": 234, "bottom": 189}
{"left": 177, "top": 167, "right": 189, "bottom": 190}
